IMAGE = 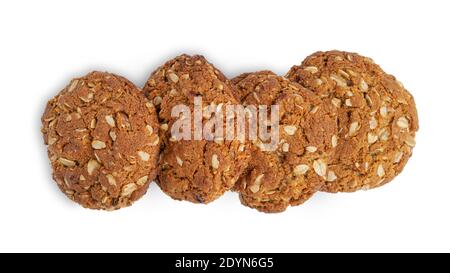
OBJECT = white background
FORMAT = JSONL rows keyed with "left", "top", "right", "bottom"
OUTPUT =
{"left": 0, "top": 0, "right": 449, "bottom": 253}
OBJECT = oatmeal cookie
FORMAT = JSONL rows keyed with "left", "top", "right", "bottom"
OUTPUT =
{"left": 286, "top": 50, "right": 418, "bottom": 192}
{"left": 143, "top": 54, "right": 250, "bottom": 203}
{"left": 232, "top": 71, "right": 338, "bottom": 212}
{"left": 41, "top": 71, "right": 160, "bottom": 210}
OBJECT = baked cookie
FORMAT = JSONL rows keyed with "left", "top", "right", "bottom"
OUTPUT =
{"left": 286, "top": 50, "right": 418, "bottom": 192}
{"left": 232, "top": 71, "right": 338, "bottom": 212}
{"left": 143, "top": 54, "right": 250, "bottom": 204}
{"left": 41, "top": 71, "right": 160, "bottom": 210}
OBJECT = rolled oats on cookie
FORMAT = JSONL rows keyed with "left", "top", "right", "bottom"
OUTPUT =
{"left": 41, "top": 71, "right": 160, "bottom": 210}
{"left": 286, "top": 51, "right": 419, "bottom": 192}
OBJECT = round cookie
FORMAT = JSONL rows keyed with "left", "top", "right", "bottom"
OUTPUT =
{"left": 143, "top": 54, "right": 250, "bottom": 204}
{"left": 286, "top": 50, "right": 419, "bottom": 192}
{"left": 41, "top": 71, "right": 160, "bottom": 210}
{"left": 232, "top": 71, "right": 338, "bottom": 213}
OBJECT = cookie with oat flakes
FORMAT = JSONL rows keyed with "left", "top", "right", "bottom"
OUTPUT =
{"left": 286, "top": 50, "right": 418, "bottom": 192}
{"left": 232, "top": 71, "right": 338, "bottom": 213}
{"left": 143, "top": 54, "right": 250, "bottom": 204}
{"left": 41, "top": 71, "right": 160, "bottom": 210}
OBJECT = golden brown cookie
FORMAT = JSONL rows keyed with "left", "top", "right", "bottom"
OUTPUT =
{"left": 286, "top": 50, "right": 419, "bottom": 192}
{"left": 232, "top": 71, "right": 338, "bottom": 212}
{"left": 143, "top": 54, "right": 250, "bottom": 204}
{"left": 41, "top": 71, "right": 160, "bottom": 210}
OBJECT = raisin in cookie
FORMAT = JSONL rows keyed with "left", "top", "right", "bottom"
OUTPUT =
{"left": 41, "top": 71, "right": 160, "bottom": 210}
{"left": 286, "top": 50, "right": 418, "bottom": 192}
{"left": 143, "top": 54, "right": 250, "bottom": 203}
{"left": 232, "top": 71, "right": 338, "bottom": 212}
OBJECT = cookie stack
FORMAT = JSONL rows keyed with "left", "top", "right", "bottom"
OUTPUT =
{"left": 41, "top": 50, "right": 418, "bottom": 213}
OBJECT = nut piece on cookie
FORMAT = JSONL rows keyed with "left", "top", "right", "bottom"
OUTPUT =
{"left": 41, "top": 71, "right": 160, "bottom": 210}
{"left": 231, "top": 71, "right": 338, "bottom": 213}
{"left": 143, "top": 54, "right": 250, "bottom": 204}
{"left": 286, "top": 50, "right": 419, "bottom": 192}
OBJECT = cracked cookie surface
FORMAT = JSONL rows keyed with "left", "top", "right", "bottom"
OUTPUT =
{"left": 41, "top": 71, "right": 160, "bottom": 210}
{"left": 286, "top": 51, "right": 419, "bottom": 192}
{"left": 232, "top": 71, "right": 338, "bottom": 212}
{"left": 143, "top": 54, "right": 250, "bottom": 203}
